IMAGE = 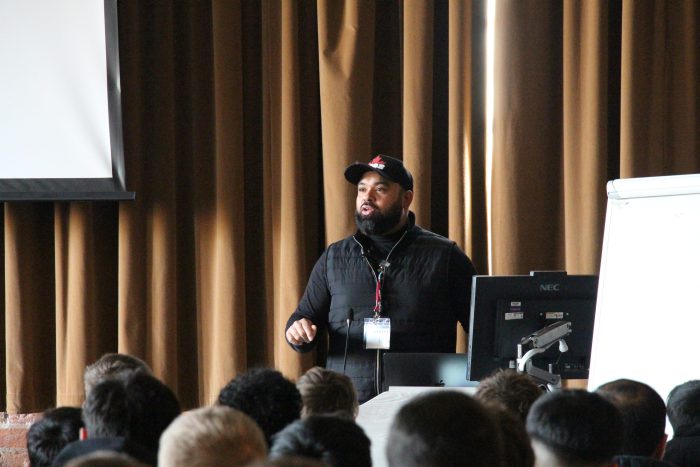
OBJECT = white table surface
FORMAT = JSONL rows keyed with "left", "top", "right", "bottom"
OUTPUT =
{"left": 356, "top": 386, "right": 477, "bottom": 467}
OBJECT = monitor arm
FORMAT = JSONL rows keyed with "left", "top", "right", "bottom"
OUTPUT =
{"left": 517, "top": 321, "right": 572, "bottom": 391}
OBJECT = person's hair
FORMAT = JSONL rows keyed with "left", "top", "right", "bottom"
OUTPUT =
{"left": 218, "top": 368, "right": 302, "bottom": 445}
{"left": 666, "top": 380, "right": 700, "bottom": 436}
{"left": 269, "top": 415, "right": 371, "bottom": 467}
{"left": 490, "top": 405, "right": 534, "bottom": 467}
{"left": 596, "top": 378, "right": 667, "bottom": 457}
{"left": 475, "top": 369, "right": 544, "bottom": 422}
{"left": 247, "top": 456, "right": 326, "bottom": 467}
{"left": 27, "top": 406, "right": 84, "bottom": 467}
{"left": 63, "top": 450, "right": 148, "bottom": 467}
{"left": 297, "top": 367, "right": 359, "bottom": 419}
{"left": 84, "top": 353, "right": 152, "bottom": 396}
{"left": 83, "top": 370, "right": 180, "bottom": 453}
{"left": 526, "top": 389, "right": 623, "bottom": 465}
{"left": 158, "top": 405, "right": 267, "bottom": 466}
{"left": 386, "top": 390, "right": 504, "bottom": 467}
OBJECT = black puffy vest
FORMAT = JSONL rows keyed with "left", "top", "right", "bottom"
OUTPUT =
{"left": 324, "top": 224, "right": 458, "bottom": 402}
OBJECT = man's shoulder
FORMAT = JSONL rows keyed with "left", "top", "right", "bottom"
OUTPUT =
{"left": 326, "top": 232, "right": 369, "bottom": 249}
{"left": 324, "top": 228, "right": 459, "bottom": 251}
{"left": 410, "top": 226, "right": 475, "bottom": 271}
{"left": 411, "top": 225, "right": 456, "bottom": 247}
{"left": 321, "top": 235, "right": 362, "bottom": 259}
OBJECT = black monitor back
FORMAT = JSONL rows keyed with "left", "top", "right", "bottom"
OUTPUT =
{"left": 467, "top": 272, "right": 598, "bottom": 381}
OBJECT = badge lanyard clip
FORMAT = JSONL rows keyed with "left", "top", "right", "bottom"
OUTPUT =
{"left": 373, "top": 261, "right": 390, "bottom": 319}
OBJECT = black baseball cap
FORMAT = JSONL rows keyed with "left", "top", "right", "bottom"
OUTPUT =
{"left": 344, "top": 155, "right": 414, "bottom": 191}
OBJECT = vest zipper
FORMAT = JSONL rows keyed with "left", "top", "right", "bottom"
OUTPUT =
{"left": 352, "top": 229, "right": 408, "bottom": 285}
{"left": 352, "top": 229, "right": 409, "bottom": 396}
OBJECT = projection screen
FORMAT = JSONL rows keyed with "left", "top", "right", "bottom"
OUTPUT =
{"left": 0, "top": 0, "right": 133, "bottom": 200}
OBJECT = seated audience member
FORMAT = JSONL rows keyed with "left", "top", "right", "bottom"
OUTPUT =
{"left": 475, "top": 369, "right": 544, "bottom": 422}
{"left": 492, "top": 406, "right": 535, "bottom": 467}
{"left": 27, "top": 407, "right": 83, "bottom": 467}
{"left": 526, "top": 389, "right": 624, "bottom": 467}
{"left": 386, "top": 390, "right": 504, "bottom": 467}
{"left": 218, "top": 368, "right": 302, "bottom": 445}
{"left": 596, "top": 379, "right": 675, "bottom": 466}
{"left": 64, "top": 451, "right": 148, "bottom": 467}
{"left": 248, "top": 457, "right": 326, "bottom": 467}
{"left": 296, "top": 366, "right": 359, "bottom": 419}
{"left": 53, "top": 371, "right": 181, "bottom": 466}
{"left": 83, "top": 353, "right": 152, "bottom": 396}
{"left": 158, "top": 405, "right": 267, "bottom": 466}
{"left": 664, "top": 380, "right": 700, "bottom": 467}
{"left": 269, "top": 415, "right": 371, "bottom": 467}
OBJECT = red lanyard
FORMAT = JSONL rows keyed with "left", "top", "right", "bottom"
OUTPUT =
{"left": 373, "top": 267, "right": 386, "bottom": 317}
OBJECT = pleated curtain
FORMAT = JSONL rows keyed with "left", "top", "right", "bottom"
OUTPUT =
{"left": 491, "top": 0, "right": 699, "bottom": 275}
{"left": 2, "top": 0, "right": 698, "bottom": 413}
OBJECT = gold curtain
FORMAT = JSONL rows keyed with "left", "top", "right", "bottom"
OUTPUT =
{"left": 491, "top": 0, "right": 565, "bottom": 275}
{"left": 620, "top": 0, "right": 700, "bottom": 176}
{"left": 563, "top": 0, "right": 617, "bottom": 275}
{"left": 1, "top": 0, "right": 481, "bottom": 413}
{"left": 3, "top": 0, "right": 698, "bottom": 412}
{"left": 492, "top": 0, "right": 699, "bottom": 276}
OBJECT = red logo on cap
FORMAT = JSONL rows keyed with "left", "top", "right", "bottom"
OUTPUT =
{"left": 369, "top": 156, "right": 386, "bottom": 170}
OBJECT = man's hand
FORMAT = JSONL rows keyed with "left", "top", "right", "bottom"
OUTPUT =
{"left": 286, "top": 318, "right": 318, "bottom": 345}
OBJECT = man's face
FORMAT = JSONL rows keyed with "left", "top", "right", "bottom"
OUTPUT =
{"left": 354, "top": 171, "right": 410, "bottom": 235}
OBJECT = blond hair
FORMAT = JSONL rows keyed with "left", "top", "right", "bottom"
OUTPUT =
{"left": 158, "top": 406, "right": 267, "bottom": 467}
{"left": 297, "top": 367, "right": 358, "bottom": 419}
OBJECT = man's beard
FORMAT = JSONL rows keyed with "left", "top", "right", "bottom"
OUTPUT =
{"left": 355, "top": 199, "right": 403, "bottom": 235}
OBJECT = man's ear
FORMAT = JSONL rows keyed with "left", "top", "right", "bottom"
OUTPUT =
{"left": 403, "top": 190, "right": 414, "bottom": 209}
{"left": 79, "top": 427, "right": 88, "bottom": 440}
{"left": 651, "top": 433, "right": 668, "bottom": 459}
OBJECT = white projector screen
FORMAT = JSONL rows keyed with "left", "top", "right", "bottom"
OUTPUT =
{"left": 588, "top": 173, "right": 700, "bottom": 434}
{"left": 0, "top": 0, "right": 133, "bottom": 200}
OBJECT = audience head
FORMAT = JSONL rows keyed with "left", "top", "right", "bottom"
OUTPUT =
{"left": 526, "top": 389, "right": 623, "bottom": 467}
{"left": 63, "top": 450, "right": 148, "bottom": 467}
{"left": 27, "top": 406, "right": 83, "bottom": 467}
{"left": 158, "top": 405, "right": 267, "bottom": 467}
{"left": 248, "top": 456, "right": 326, "bottom": 467}
{"left": 667, "top": 380, "right": 700, "bottom": 436}
{"left": 269, "top": 415, "right": 371, "bottom": 467}
{"left": 83, "top": 370, "right": 180, "bottom": 453}
{"left": 491, "top": 405, "right": 535, "bottom": 467}
{"left": 297, "top": 366, "right": 359, "bottom": 419}
{"left": 596, "top": 378, "right": 667, "bottom": 458}
{"left": 386, "top": 390, "right": 504, "bottom": 467}
{"left": 84, "top": 353, "right": 152, "bottom": 396}
{"left": 218, "top": 368, "right": 302, "bottom": 445}
{"left": 475, "top": 369, "right": 544, "bottom": 422}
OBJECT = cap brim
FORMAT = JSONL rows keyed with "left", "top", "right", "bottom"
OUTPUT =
{"left": 344, "top": 163, "right": 383, "bottom": 185}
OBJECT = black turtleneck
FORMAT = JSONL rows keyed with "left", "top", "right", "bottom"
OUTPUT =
{"left": 362, "top": 226, "right": 409, "bottom": 271}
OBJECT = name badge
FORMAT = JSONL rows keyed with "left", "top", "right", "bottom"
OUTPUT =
{"left": 363, "top": 317, "right": 391, "bottom": 349}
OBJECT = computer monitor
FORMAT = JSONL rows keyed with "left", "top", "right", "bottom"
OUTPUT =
{"left": 467, "top": 271, "right": 598, "bottom": 382}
